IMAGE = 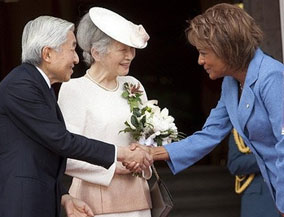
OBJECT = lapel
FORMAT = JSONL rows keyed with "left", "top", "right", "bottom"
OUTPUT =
{"left": 55, "top": 104, "right": 65, "bottom": 123}
{"left": 23, "top": 64, "right": 67, "bottom": 196}
{"left": 23, "top": 63, "right": 65, "bottom": 123}
{"left": 224, "top": 76, "right": 241, "bottom": 131}
{"left": 237, "top": 88, "right": 255, "bottom": 132}
{"left": 237, "top": 49, "right": 263, "bottom": 133}
{"left": 223, "top": 76, "right": 248, "bottom": 143}
{"left": 50, "top": 88, "right": 65, "bottom": 123}
{"left": 224, "top": 49, "right": 264, "bottom": 140}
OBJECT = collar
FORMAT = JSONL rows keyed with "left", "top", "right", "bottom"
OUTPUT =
{"left": 36, "top": 66, "right": 51, "bottom": 88}
{"left": 244, "top": 48, "right": 264, "bottom": 87}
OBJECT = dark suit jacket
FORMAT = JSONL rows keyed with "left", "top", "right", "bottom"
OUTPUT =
{"left": 0, "top": 63, "right": 115, "bottom": 217}
{"left": 227, "top": 134, "right": 281, "bottom": 217}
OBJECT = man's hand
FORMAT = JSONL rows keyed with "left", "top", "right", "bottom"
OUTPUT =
{"left": 122, "top": 143, "right": 152, "bottom": 173}
{"left": 128, "top": 143, "right": 170, "bottom": 162}
{"left": 117, "top": 145, "right": 153, "bottom": 173}
{"left": 61, "top": 194, "right": 94, "bottom": 217}
{"left": 129, "top": 143, "right": 151, "bottom": 153}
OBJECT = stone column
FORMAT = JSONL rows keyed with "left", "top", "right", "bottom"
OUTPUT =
{"left": 280, "top": 0, "right": 284, "bottom": 62}
{"left": 244, "top": 0, "right": 283, "bottom": 62}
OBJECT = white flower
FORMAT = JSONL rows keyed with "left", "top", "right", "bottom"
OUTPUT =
{"left": 160, "top": 107, "right": 169, "bottom": 116}
{"left": 145, "top": 99, "right": 158, "bottom": 107}
{"left": 121, "top": 82, "right": 182, "bottom": 146}
{"left": 144, "top": 100, "right": 160, "bottom": 113}
{"left": 138, "top": 134, "right": 155, "bottom": 146}
{"left": 150, "top": 108, "right": 176, "bottom": 133}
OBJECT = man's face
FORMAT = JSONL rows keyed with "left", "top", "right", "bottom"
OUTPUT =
{"left": 48, "top": 31, "right": 79, "bottom": 83}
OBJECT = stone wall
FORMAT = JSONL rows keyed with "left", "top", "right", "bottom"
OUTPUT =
{"left": 244, "top": 0, "right": 283, "bottom": 62}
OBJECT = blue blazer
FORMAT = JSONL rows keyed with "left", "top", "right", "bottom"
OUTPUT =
{"left": 0, "top": 63, "right": 115, "bottom": 217}
{"left": 165, "top": 49, "right": 284, "bottom": 212}
{"left": 227, "top": 134, "right": 281, "bottom": 217}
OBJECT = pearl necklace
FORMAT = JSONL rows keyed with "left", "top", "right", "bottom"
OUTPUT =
{"left": 85, "top": 70, "right": 119, "bottom": 92}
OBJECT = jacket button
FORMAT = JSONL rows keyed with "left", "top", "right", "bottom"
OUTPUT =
{"left": 246, "top": 104, "right": 250, "bottom": 108}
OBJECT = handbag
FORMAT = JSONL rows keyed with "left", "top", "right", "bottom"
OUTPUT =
{"left": 150, "top": 165, "right": 174, "bottom": 217}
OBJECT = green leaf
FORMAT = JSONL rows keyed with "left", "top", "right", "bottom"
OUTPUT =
{"left": 141, "top": 115, "right": 146, "bottom": 126}
{"left": 122, "top": 92, "right": 129, "bottom": 99}
{"left": 131, "top": 115, "right": 139, "bottom": 128}
{"left": 124, "top": 121, "right": 131, "bottom": 127}
{"left": 160, "top": 133, "right": 170, "bottom": 138}
{"left": 155, "top": 137, "right": 163, "bottom": 146}
{"left": 133, "top": 108, "right": 141, "bottom": 117}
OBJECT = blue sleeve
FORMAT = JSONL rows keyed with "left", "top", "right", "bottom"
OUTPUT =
{"left": 164, "top": 87, "right": 232, "bottom": 174}
{"left": 270, "top": 70, "right": 284, "bottom": 213}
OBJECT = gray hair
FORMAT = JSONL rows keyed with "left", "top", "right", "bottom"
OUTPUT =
{"left": 21, "top": 16, "right": 74, "bottom": 66}
{"left": 76, "top": 13, "right": 113, "bottom": 66}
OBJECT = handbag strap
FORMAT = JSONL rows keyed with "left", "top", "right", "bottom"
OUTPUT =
{"left": 151, "top": 164, "right": 161, "bottom": 182}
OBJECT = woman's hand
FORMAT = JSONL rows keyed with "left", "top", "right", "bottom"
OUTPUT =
{"left": 115, "top": 162, "right": 132, "bottom": 175}
{"left": 61, "top": 194, "right": 94, "bottom": 217}
{"left": 117, "top": 146, "right": 153, "bottom": 169}
{"left": 122, "top": 143, "right": 152, "bottom": 173}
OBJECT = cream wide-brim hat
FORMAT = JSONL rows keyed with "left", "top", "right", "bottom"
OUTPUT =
{"left": 89, "top": 7, "right": 149, "bottom": 49}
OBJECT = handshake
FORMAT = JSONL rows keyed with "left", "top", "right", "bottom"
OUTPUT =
{"left": 117, "top": 143, "right": 155, "bottom": 173}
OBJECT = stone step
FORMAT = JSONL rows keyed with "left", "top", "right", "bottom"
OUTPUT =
{"left": 151, "top": 165, "right": 241, "bottom": 217}
{"left": 61, "top": 165, "right": 241, "bottom": 217}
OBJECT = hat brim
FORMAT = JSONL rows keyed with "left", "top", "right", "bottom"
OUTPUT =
{"left": 89, "top": 7, "right": 149, "bottom": 49}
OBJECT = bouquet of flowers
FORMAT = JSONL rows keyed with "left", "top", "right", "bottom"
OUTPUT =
{"left": 120, "top": 82, "right": 185, "bottom": 147}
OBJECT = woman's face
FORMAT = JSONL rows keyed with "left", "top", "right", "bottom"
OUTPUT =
{"left": 100, "top": 40, "right": 136, "bottom": 77}
{"left": 196, "top": 47, "right": 229, "bottom": 80}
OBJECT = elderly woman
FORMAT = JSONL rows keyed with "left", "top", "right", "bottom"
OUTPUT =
{"left": 130, "top": 3, "right": 284, "bottom": 216}
{"left": 58, "top": 7, "right": 152, "bottom": 217}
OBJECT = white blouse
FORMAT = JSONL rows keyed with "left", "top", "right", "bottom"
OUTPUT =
{"left": 58, "top": 74, "right": 151, "bottom": 217}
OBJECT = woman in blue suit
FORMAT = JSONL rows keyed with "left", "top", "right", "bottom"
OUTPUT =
{"left": 129, "top": 3, "right": 284, "bottom": 216}
{"left": 227, "top": 130, "right": 281, "bottom": 217}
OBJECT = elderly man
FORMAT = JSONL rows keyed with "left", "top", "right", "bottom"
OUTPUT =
{"left": 0, "top": 16, "right": 152, "bottom": 217}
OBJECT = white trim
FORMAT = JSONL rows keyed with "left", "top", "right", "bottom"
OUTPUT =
{"left": 280, "top": 0, "right": 284, "bottom": 62}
